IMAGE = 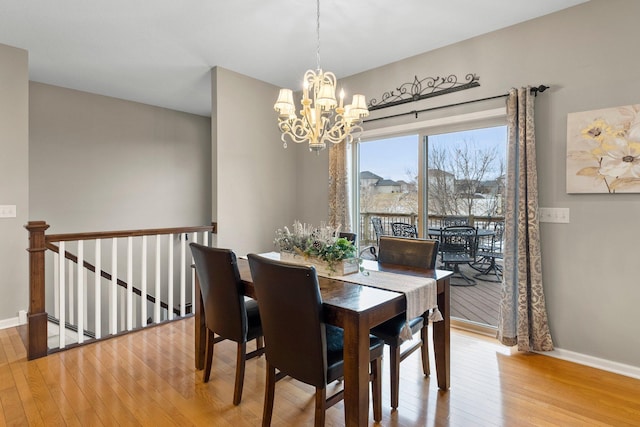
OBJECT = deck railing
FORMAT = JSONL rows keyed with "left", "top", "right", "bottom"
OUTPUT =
{"left": 358, "top": 212, "right": 504, "bottom": 247}
{"left": 25, "top": 221, "right": 215, "bottom": 360}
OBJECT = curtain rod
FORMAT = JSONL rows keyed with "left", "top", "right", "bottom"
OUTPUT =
{"left": 363, "top": 85, "right": 549, "bottom": 124}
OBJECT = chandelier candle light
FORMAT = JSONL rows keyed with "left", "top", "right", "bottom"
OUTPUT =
{"left": 273, "top": 0, "right": 369, "bottom": 152}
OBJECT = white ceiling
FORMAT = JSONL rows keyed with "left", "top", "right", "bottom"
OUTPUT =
{"left": 0, "top": 0, "right": 588, "bottom": 117}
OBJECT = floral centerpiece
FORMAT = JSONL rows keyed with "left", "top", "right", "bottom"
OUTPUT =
{"left": 274, "top": 221, "right": 359, "bottom": 276}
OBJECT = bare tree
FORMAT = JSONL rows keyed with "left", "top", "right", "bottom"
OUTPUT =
{"left": 428, "top": 139, "right": 501, "bottom": 217}
{"left": 428, "top": 145, "right": 460, "bottom": 215}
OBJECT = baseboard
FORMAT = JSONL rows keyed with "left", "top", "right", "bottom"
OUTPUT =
{"left": 0, "top": 310, "right": 28, "bottom": 330}
{"left": 539, "top": 347, "right": 640, "bottom": 381}
{"left": 452, "top": 320, "right": 640, "bottom": 379}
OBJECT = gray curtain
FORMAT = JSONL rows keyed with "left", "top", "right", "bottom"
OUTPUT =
{"left": 497, "top": 87, "right": 554, "bottom": 351}
{"left": 328, "top": 141, "right": 351, "bottom": 232}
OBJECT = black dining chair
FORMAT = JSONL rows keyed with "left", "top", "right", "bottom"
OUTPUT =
{"left": 247, "top": 253, "right": 383, "bottom": 426}
{"left": 190, "top": 243, "right": 264, "bottom": 405}
{"left": 370, "top": 236, "right": 439, "bottom": 410}
{"left": 338, "top": 231, "right": 356, "bottom": 243}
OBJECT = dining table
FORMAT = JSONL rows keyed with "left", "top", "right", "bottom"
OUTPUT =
{"left": 193, "top": 254, "right": 453, "bottom": 427}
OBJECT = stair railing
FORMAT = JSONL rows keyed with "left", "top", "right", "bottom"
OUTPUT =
{"left": 25, "top": 221, "right": 216, "bottom": 360}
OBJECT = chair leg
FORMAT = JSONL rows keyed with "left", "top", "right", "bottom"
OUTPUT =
{"left": 256, "top": 336, "right": 264, "bottom": 352}
{"left": 314, "top": 387, "right": 327, "bottom": 427}
{"left": 420, "top": 321, "right": 430, "bottom": 377}
{"left": 390, "top": 344, "right": 400, "bottom": 410}
{"left": 262, "top": 362, "right": 276, "bottom": 427}
{"left": 203, "top": 329, "right": 215, "bottom": 383}
{"left": 233, "top": 342, "right": 247, "bottom": 405}
{"left": 370, "top": 357, "right": 382, "bottom": 422}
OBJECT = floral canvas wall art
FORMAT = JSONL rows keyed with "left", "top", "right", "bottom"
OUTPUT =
{"left": 567, "top": 104, "right": 640, "bottom": 193}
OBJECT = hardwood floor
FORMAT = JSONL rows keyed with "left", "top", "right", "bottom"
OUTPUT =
{"left": 2, "top": 318, "right": 640, "bottom": 426}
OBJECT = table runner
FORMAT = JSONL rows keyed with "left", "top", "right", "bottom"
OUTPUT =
{"left": 252, "top": 253, "right": 442, "bottom": 340}
{"left": 321, "top": 269, "right": 441, "bottom": 340}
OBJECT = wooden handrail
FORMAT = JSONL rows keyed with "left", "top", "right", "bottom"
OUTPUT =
{"left": 46, "top": 225, "right": 214, "bottom": 243}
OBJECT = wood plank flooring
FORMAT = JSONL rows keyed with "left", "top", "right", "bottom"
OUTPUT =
{"left": 2, "top": 318, "right": 640, "bottom": 426}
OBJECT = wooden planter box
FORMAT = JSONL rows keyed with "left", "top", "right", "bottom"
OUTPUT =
{"left": 279, "top": 251, "right": 359, "bottom": 276}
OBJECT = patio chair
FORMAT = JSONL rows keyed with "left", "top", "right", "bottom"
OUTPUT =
{"left": 473, "top": 221, "right": 504, "bottom": 282}
{"left": 440, "top": 225, "right": 478, "bottom": 286}
{"left": 360, "top": 217, "right": 386, "bottom": 260}
{"left": 391, "top": 222, "right": 418, "bottom": 238}
{"left": 442, "top": 215, "right": 470, "bottom": 227}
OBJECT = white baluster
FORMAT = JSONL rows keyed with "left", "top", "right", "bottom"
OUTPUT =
{"left": 120, "top": 285, "right": 125, "bottom": 330}
{"left": 191, "top": 232, "right": 198, "bottom": 314}
{"left": 53, "top": 252, "right": 59, "bottom": 319}
{"left": 168, "top": 234, "right": 174, "bottom": 321}
{"left": 155, "top": 234, "right": 161, "bottom": 323}
{"left": 77, "top": 241, "right": 84, "bottom": 344}
{"left": 141, "top": 235, "right": 147, "bottom": 327}
{"left": 82, "top": 268, "right": 90, "bottom": 335}
{"left": 59, "top": 242, "right": 66, "bottom": 349}
{"left": 68, "top": 258, "right": 74, "bottom": 326}
{"left": 203, "top": 231, "right": 209, "bottom": 246}
{"left": 95, "top": 239, "right": 102, "bottom": 339}
{"left": 111, "top": 237, "right": 118, "bottom": 335}
{"left": 83, "top": 268, "right": 88, "bottom": 335}
{"left": 180, "top": 234, "right": 186, "bottom": 317}
{"left": 127, "top": 236, "right": 133, "bottom": 331}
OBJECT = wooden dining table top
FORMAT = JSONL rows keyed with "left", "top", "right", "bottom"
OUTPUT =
{"left": 236, "top": 257, "right": 451, "bottom": 316}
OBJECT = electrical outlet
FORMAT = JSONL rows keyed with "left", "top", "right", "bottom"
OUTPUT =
{"left": 0, "top": 205, "right": 17, "bottom": 218}
{"left": 539, "top": 207, "right": 570, "bottom": 223}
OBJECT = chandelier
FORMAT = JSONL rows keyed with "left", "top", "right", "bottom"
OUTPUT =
{"left": 273, "top": 0, "right": 369, "bottom": 152}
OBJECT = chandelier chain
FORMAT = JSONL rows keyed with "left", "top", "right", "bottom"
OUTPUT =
{"left": 316, "top": 0, "right": 321, "bottom": 71}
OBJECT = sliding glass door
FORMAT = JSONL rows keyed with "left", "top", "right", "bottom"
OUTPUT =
{"left": 355, "top": 124, "right": 507, "bottom": 328}
{"left": 356, "top": 134, "right": 420, "bottom": 250}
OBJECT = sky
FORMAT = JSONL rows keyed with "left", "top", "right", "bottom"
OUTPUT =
{"left": 359, "top": 126, "right": 508, "bottom": 181}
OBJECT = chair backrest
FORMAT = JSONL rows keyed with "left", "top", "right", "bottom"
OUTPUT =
{"left": 338, "top": 232, "right": 356, "bottom": 243}
{"left": 391, "top": 222, "right": 418, "bottom": 238}
{"left": 371, "top": 217, "right": 386, "bottom": 242}
{"left": 443, "top": 215, "right": 470, "bottom": 227}
{"left": 492, "top": 221, "right": 505, "bottom": 252}
{"left": 190, "top": 243, "right": 248, "bottom": 342}
{"left": 247, "top": 254, "right": 328, "bottom": 388}
{"left": 441, "top": 226, "right": 478, "bottom": 257}
{"left": 377, "top": 236, "right": 439, "bottom": 269}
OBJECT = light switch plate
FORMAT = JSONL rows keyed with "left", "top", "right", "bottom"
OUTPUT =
{"left": 0, "top": 205, "right": 17, "bottom": 218}
{"left": 539, "top": 207, "right": 570, "bottom": 223}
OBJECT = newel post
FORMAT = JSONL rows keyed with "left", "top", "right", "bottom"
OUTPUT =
{"left": 25, "top": 221, "right": 50, "bottom": 360}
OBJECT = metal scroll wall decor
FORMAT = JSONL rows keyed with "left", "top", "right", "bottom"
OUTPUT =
{"left": 367, "top": 73, "right": 480, "bottom": 111}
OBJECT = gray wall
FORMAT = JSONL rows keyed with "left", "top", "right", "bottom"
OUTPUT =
{"left": 0, "top": 43, "right": 29, "bottom": 323}
{"left": 212, "top": 67, "right": 299, "bottom": 256}
{"left": 297, "top": 0, "right": 640, "bottom": 370}
{"left": 29, "top": 82, "right": 211, "bottom": 233}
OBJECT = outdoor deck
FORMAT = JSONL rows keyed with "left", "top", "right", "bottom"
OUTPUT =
{"left": 448, "top": 263, "right": 502, "bottom": 327}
